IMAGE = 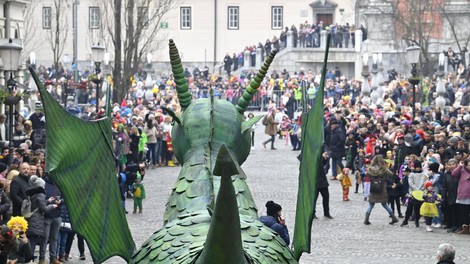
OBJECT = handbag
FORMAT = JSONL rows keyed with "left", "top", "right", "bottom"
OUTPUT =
{"left": 370, "top": 178, "right": 383, "bottom": 193}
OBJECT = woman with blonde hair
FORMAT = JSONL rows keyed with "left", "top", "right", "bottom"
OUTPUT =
{"left": 4, "top": 170, "right": 19, "bottom": 197}
{"left": 364, "top": 155, "right": 399, "bottom": 225}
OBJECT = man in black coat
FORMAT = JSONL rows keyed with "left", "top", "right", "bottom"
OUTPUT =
{"left": 393, "top": 135, "right": 414, "bottom": 173}
{"left": 327, "top": 120, "right": 346, "bottom": 180}
{"left": 314, "top": 149, "right": 333, "bottom": 219}
{"left": 10, "top": 162, "right": 31, "bottom": 216}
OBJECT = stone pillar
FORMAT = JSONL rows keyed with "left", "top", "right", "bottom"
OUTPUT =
{"left": 355, "top": 30, "right": 363, "bottom": 52}
{"left": 320, "top": 30, "right": 328, "bottom": 49}
{"left": 244, "top": 50, "right": 251, "bottom": 68}
{"left": 256, "top": 48, "right": 263, "bottom": 68}
{"left": 286, "top": 31, "right": 293, "bottom": 48}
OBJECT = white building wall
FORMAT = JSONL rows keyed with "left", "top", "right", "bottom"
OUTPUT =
{"left": 24, "top": 0, "right": 355, "bottom": 68}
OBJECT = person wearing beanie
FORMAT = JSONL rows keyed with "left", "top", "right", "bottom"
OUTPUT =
{"left": 363, "top": 155, "right": 398, "bottom": 226}
{"left": 450, "top": 159, "right": 470, "bottom": 235}
{"left": 26, "top": 175, "right": 59, "bottom": 263}
{"left": 441, "top": 159, "right": 460, "bottom": 233}
{"left": 401, "top": 160, "right": 427, "bottom": 227}
{"left": 420, "top": 181, "right": 440, "bottom": 232}
{"left": 259, "top": 201, "right": 290, "bottom": 245}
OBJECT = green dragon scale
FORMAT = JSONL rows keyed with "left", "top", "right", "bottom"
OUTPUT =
{"left": 130, "top": 41, "right": 296, "bottom": 263}
{"left": 32, "top": 39, "right": 306, "bottom": 263}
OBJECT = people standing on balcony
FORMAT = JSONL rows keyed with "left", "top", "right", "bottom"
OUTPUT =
{"left": 360, "top": 24, "right": 368, "bottom": 41}
{"left": 272, "top": 36, "right": 280, "bottom": 51}
{"left": 232, "top": 53, "right": 238, "bottom": 72}
{"left": 344, "top": 23, "right": 351, "bottom": 48}
{"left": 350, "top": 24, "right": 356, "bottom": 48}
{"left": 298, "top": 24, "right": 306, "bottom": 48}
{"left": 223, "top": 52, "right": 233, "bottom": 76}
{"left": 291, "top": 25, "right": 298, "bottom": 48}
{"left": 264, "top": 39, "right": 272, "bottom": 56}
{"left": 280, "top": 27, "right": 288, "bottom": 50}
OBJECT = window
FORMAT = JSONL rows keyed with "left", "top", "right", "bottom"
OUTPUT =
{"left": 227, "top": 6, "right": 239, "bottom": 30}
{"left": 89, "top": 7, "right": 100, "bottom": 29}
{"left": 180, "top": 7, "right": 191, "bottom": 29}
{"left": 138, "top": 6, "right": 149, "bottom": 28}
{"left": 271, "top": 6, "right": 283, "bottom": 29}
{"left": 43, "top": 7, "right": 51, "bottom": 29}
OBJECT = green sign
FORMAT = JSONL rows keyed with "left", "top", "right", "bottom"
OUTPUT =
{"left": 161, "top": 22, "right": 168, "bottom": 29}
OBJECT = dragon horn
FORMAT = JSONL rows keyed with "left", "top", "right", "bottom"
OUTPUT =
{"left": 195, "top": 145, "right": 248, "bottom": 264}
{"left": 169, "top": 39, "right": 192, "bottom": 111}
{"left": 236, "top": 50, "right": 277, "bottom": 113}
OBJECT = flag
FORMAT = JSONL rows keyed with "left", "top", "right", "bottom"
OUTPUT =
{"left": 293, "top": 33, "right": 331, "bottom": 260}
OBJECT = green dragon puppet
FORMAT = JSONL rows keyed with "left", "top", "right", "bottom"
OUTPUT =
{"left": 31, "top": 37, "right": 330, "bottom": 263}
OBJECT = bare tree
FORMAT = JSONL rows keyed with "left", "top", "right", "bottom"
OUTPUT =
{"left": 101, "top": 0, "right": 180, "bottom": 102}
{"left": 373, "top": 0, "right": 470, "bottom": 76}
{"left": 21, "top": 0, "right": 37, "bottom": 56}
{"left": 44, "top": 0, "right": 70, "bottom": 78}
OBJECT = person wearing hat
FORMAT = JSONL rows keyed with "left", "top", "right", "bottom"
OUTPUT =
{"left": 259, "top": 201, "right": 290, "bottom": 245}
{"left": 401, "top": 160, "right": 427, "bottom": 227}
{"left": 326, "top": 119, "right": 346, "bottom": 180}
{"left": 393, "top": 134, "right": 414, "bottom": 174}
{"left": 421, "top": 181, "right": 440, "bottom": 232}
{"left": 25, "top": 175, "right": 59, "bottom": 263}
{"left": 428, "top": 162, "right": 443, "bottom": 228}
{"left": 29, "top": 101, "right": 45, "bottom": 130}
{"left": 450, "top": 159, "right": 470, "bottom": 234}
{"left": 441, "top": 159, "right": 460, "bottom": 233}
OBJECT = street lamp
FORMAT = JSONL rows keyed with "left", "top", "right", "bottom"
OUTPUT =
{"left": 145, "top": 52, "right": 153, "bottom": 90}
{"left": 406, "top": 45, "right": 421, "bottom": 120}
{"left": 0, "top": 38, "right": 23, "bottom": 165}
{"left": 91, "top": 43, "right": 105, "bottom": 112}
{"left": 361, "top": 53, "right": 371, "bottom": 105}
{"left": 435, "top": 52, "right": 446, "bottom": 110}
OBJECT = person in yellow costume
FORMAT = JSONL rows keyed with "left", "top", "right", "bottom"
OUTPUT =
{"left": 337, "top": 168, "right": 352, "bottom": 201}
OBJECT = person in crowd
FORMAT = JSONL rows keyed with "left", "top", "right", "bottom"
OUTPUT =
{"left": 262, "top": 106, "right": 279, "bottom": 150}
{"left": 401, "top": 160, "right": 427, "bottom": 227}
{"left": 9, "top": 162, "right": 31, "bottom": 216}
{"left": 223, "top": 52, "right": 233, "bottom": 76}
{"left": 450, "top": 158, "right": 470, "bottom": 234}
{"left": 442, "top": 159, "right": 460, "bottom": 233}
{"left": 313, "top": 149, "right": 333, "bottom": 219}
{"left": 326, "top": 119, "right": 345, "bottom": 180}
{"left": 131, "top": 175, "right": 146, "bottom": 214}
{"left": 435, "top": 243, "right": 456, "bottom": 264}
{"left": 420, "top": 181, "right": 440, "bottom": 232}
{"left": 143, "top": 120, "right": 157, "bottom": 169}
{"left": 26, "top": 175, "right": 59, "bottom": 264}
{"left": 337, "top": 168, "right": 352, "bottom": 201}
{"left": 387, "top": 169, "right": 403, "bottom": 218}
{"left": 363, "top": 155, "right": 399, "bottom": 225}
{"left": 259, "top": 201, "right": 290, "bottom": 245}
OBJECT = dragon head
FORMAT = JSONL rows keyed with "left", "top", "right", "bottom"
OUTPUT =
{"left": 165, "top": 40, "right": 276, "bottom": 165}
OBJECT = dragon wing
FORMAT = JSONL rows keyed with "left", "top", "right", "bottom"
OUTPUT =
{"left": 292, "top": 33, "right": 331, "bottom": 260}
{"left": 31, "top": 68, "right": 136, "bottom": 263}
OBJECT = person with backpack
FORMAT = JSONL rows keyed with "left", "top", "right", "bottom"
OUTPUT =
{"left": 9, "top": 162, "right": 31, "bottom": 216}
{"left": 25, "top": 175, "right": 58, "bottom": 264}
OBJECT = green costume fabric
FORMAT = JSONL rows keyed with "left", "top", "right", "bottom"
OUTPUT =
{"left": 293, "top": 33, "right": 331, "bottom": 260}
{"left": 31, "top": 69, "right": 135, "bottom": 263}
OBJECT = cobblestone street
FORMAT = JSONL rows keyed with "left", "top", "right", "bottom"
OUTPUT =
{"left": 66, "top": 121, "right": 469, "bottom": 264}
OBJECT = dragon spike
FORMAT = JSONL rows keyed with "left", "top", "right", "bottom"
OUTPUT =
{"left": 169, "top": 39, "right": 192, "bottom": 111}
{"left": 236, "top": 50, "right": 277, "bottom": 113}
{"left": 195, "top": 145, "right": 248, "bottom": 264}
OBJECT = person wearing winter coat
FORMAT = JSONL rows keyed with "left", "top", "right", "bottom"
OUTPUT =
{"left": 0, "top": 182, "right": 11, "bottom": 225}
{"left": 363, "top": 155, "right": 398, "bottom": 225}
{"left": 441, "top": 159, "right": 460, "bottom": 232}
{"left": 259, "top": 201, "right": 289, "bottom": 245}
{"left": 9, "top": 163, "right": 31, "bottom": 216}
{"left": 327, "top": 120, "right": 346, "bottom": 180}
{"left": 450, "top": 159, "right": 470, "bottom": 234}
{"left": 313, "top": 149, "right": 333, "bottom": 219}
{"left": 25, "top": 176, "right": 58, "bottom": 263}
{"left": 262, "top": 106, "right": 279, "bottom": 150}
{"left": 401, "top": 160, "right": 427, "bottom": 227}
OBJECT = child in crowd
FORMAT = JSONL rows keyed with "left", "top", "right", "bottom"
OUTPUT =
{"left": 362, "top": 159, "right": 371, "bottom": 201}
{"left": 420, "top": 181, "right": 440, "bottom": 232}
{"left": 384, "top": 150, "right": 394, "bottom": 170}
{"left": 280, "top": 115, "right": 290, "bottom": 141}
{"left": 131, "top": 176, "right": 146, "bottom": 214}
{"left": 353, "top": 149, "right": 366, "bottom": 194}
{"left": 289, "top": 118, "right": 301, "bottom": 150}
{"left": 337, "top": 168, "right": 352, "bottom": 201}
{"left": 387, "top": 170, "right": 403, "bottom": 218}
